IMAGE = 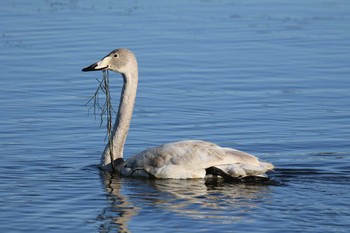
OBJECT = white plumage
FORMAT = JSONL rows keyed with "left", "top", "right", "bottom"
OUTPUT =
{"left": 82, "top": 49, "right": 274, "bottom": 180}
{"left": 121, "top": 140, "right": 273, "bottom": 179}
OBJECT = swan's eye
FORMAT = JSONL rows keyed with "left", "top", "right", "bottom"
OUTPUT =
{"left": 113, "top": 54, "right": 119, "bottom": 58}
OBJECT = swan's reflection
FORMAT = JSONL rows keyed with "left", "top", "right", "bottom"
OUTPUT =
{"left": 98, "top": 172, "right": 140, "bottom": 233}
{"left": 98, "top": 173, "right": 271, "bottom": 233}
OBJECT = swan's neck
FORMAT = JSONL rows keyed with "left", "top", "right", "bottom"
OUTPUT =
{"left": 101, "top": 70, "right": 138, "bottom": 171}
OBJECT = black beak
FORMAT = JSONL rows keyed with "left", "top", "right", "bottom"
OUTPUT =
{"left": 82, "top": 63, "right": 108, "bottom": 72}
{"left": 82, "top": 56, "right": 111, "bottom": 72}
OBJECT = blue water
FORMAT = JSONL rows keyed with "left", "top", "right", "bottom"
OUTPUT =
{"left": 1, "top": 0, "right": 350, "bottom": 232}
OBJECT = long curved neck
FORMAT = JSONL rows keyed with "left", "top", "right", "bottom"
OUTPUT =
{"left": 101, "top": 69, "right": 138, "bottom": 171}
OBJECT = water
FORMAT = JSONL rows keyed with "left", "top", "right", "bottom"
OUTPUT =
{"left": 1, "top": 0, "right": 349, "bottom": 232}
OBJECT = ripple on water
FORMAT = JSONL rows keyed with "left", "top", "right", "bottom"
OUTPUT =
{"left": 1, "top": 0, "right": 350, "bottom": 232}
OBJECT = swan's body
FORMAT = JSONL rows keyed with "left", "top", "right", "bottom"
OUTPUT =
{"left": 82, "top": 49, "right": 274, "bottom": 179}
{"left": 120, "top": 140, "right": 273, "bottom": 179}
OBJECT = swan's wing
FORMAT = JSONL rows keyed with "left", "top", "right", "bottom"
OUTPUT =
{"left": 121, "top": 140, "right": 274, "bottom": 179}
{"left": 217, "top": 148, "right": 274, "bottom": 177}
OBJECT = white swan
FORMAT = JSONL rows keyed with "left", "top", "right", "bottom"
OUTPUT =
{"left": 82, "top": 48, "right": 274, "bottom": 180}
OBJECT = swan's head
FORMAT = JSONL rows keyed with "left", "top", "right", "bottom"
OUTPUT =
{"left": 82, "top": 48, "right": 137, "bottom": 74}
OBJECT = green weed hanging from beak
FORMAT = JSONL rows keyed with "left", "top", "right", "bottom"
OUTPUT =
{"left": 87, "top": 70, "right": 116, "bottom": 172}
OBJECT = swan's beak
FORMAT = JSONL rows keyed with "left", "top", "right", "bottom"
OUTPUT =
{"left": 82, "top": 56, "right": 112, "bottom": 72}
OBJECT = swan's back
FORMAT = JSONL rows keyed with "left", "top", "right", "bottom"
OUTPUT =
{"left": 120, "top": 140, "right": 273, "bottom": 179}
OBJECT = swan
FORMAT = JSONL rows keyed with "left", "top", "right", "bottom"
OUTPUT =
{"left": 82, "top": 48, "right": 274, "bottom": 180}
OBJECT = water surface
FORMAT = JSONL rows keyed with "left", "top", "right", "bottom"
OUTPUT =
{"left": 1, "top": 0, "right": 349, "bottom": 232}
